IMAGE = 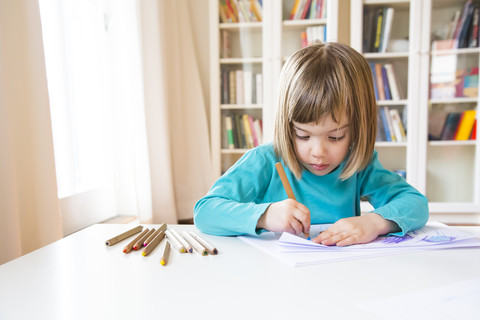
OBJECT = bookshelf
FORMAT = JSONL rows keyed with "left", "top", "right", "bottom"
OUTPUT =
{"left": 351, "top": 0, "right": 480, "bottom": 223}
{"left": 209, "top": 0, "right": 346, "bottom": 175}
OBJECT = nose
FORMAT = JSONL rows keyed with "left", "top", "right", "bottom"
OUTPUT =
{"left": 311, "top": 141, "right": 326, "bottom": 158}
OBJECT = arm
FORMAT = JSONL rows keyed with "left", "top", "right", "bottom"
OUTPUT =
{"left": 313, "top": 152, "right": 428, "bottom": 246}
{"left": 194, "top": 145, "right": 310, "bottom": 236}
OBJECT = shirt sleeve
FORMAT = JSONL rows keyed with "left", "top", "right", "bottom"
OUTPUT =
{"left": 193, "top": 148, "right": 274, "bottom": 236}
{"left": 358, "top": 152, "right": 429, "bottom": 236}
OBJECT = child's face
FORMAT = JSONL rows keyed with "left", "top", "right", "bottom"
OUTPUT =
{"left": 292, "top": 115, "right": 351, "bottom": 176}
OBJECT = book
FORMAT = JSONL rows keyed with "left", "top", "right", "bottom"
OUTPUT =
{"left": 220, "top": 30, "right": 231, "bottom": 59}
{"left": 229, "top": 70, "right": 236, "bottom": 104}
{"left": 243, "top": 70, "right": 253, "bottom": 105}
{"left": 289, "top": 0, "right": 301, "bottom": 20}
{"left": 428, "top": 108, "right": 449, "bottom": 140}
{"left": 369, "top": 63, "right": 379, "bottom": 100}
{"left": 248, "top": 115, "right": 259, "bottom": 147}
{"left": 300, "top": 0, "right": 312, "bottom": 20}
{"left": 440, "top": 112, "right": 462, "bottom": 140}
{"left": 253, "top": 118, "right": 263, "bottom": 145}
{"left": 379, "top": 7, "right": 394, "bottom": 53}
{"left": 447, "top": 10, "right": 461, "bottom": 40}
{"left": 453, "top": 0, "right": 473, "bottom": 44}
{"left": 375, "top": 63, "right": 386, "bottom": 100}
{"left": 468, "top": 7, "right": 479, "bottom": 47}
{"left": 389, "top": 109, "right": 406, "bottom": 142}
{"left": 381, "top": 65, "right": 392, "bottom": 100}
{"left": 242, "top": 114, "right": 255, "bottom": 148}
{"left": 455, "top": 110, "right": 476, "bottom": 140}
{"left": 225, "top": 115, "right": 235, "bottom": 149}
{"left": 457, "top": 1, "right": 474, "bottom": 48}
{"left": 463, "top": 67, "right": 479, "bottom": 97}
{"left": 471, "top": 119, "right": 477, "bottom": 139}
{"left": 373, "top": 8, "right": 384, "bottom": 52}
{"left": 384, "top": 63, "right": 401, "bottom": 100}
{"left": 250, "top": 0, "right": 263, "bottom": 22}
{"left": 236, "top": 70, "right": 244, "bottom": 104}
{"left": 235, "top": 114, "right": 246, "bottom": 148}
{"left": 379, "top": 107, "right": 392, "bottom": 142}
{"left": 255, "top": 73, "right": 263, "bottom": 104}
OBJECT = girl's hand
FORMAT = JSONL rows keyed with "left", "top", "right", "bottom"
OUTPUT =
{"left": 312, "top": 213, "right": 399, "bottom": 247}
{"left": 257, "top": 199, "right": 310, "bottom": 235}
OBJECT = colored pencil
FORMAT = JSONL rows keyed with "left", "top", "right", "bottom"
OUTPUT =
{"left": 165, "top": 230, "right": 186, "bottom": 253}
{"left": 133, "top": 228, "right": 154, "bottom": 250}
{"left": 142, "top": 230, "right": 165, "bottom": 256}
{"left": 171, "top": 229, "right": 193, "bottom": 253}
{"left": 143, "top": 223, "right": 167, "bottom": 247}
{"left": 105, "top": 225, "right": 143, "bottom": 246}
{"left": 123, "top": 228, "right": 149, "bottom": 253}
{"left": 160, "top": 240, "right": 170, "bottom": 266}
{"left": 182, "top": 231, "right": 208, "bottom": 256}
{"left": 190, "top": 232, "right": 218, "bottom": 255}
{"left": 275, "top": 162, "right": 310, "bottom": 239}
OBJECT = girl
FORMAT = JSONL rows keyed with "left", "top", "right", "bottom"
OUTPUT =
{"left": 194, "top": 42, "right": 428, "bottom": 246}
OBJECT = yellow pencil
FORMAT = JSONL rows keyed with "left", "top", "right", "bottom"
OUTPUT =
{"left": 105, "top": 225, "right": 143, "bottom": 246}
{"left": 165, "top": 230, "right": 186, "bottom": 253}
{"left": 142, "top": 230, "right": 165, "bottom": 256}
{"left": 143, "top": 223, "right": 167, "bottom": 247}
{"left": 275, "top": 162, "right": 310, "bottom": 239}
{"left": 160, "top": 240, "right": 171, "bottom": 266}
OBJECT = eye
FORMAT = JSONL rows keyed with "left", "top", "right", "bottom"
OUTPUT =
{"left": 328, "top": 135, "right": 345, "bottom": 141}
{"left": 295, "top": 133, "right": 310, "bottom": 140}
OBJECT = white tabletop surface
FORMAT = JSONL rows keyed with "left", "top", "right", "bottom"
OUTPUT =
{"left": 1, "top": 224, "right": 479, "bottom": 320}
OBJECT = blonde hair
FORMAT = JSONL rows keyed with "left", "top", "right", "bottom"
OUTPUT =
{"left": 274, "top": 42, "right": 377, "bottom": 180}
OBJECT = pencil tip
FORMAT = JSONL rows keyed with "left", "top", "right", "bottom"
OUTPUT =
{"left": 142, "top": 252, "right": 146, "bottom": 256}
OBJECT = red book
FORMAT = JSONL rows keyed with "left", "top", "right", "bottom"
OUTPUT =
{"left": 471, "top": 119, "right": 477, "bottom": 140}
{"left": 300, "top": 0, "right": 312, "bottom": 20}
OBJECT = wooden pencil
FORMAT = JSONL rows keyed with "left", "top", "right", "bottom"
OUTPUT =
{"left": 142, "top": 230, "right": 165, "bottom": 256}
{"left": 171, "top": 229, "right": 193, "bottom": 253}
{"left": 160, "top": 240, "right": 170, "bottom": 266}
{"left": 165, "top": 230, "right": 186, "bottom": 253}
{"left": 105, "top": 225, "right": 143, "bottom": 246}
{"left": 143, "top": 223, "right": 167, "bottom": 247}
{"left": 123, "top": 228, "right": 149, "bottom": 253}
{"left": 189, "top": 231, "right": 218, "bottom": 255}
{"left": 133, "top": 228, "right": 154, "bottom": 250}
{"left": 275, "top": 162, "right": 310, "bottom": 239}
{"left": 182, "top": 231, "right": 208, "bottom": 256}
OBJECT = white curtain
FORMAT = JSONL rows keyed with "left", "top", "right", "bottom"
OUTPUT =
{"left": 0, "top": 0, "right": 213, "bottom": 264}
{"left": 140, "top": 0, "right": 213, "bottom": 223}
{"left": 0, "top": 0, "right": 63, "bottom": 265}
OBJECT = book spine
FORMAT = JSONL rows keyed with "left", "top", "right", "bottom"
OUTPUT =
{"left": 455, "top": 110, "right": 477, "bottom": 140}
{"left": 253, "top": 118, "right": 263, "bottom": 145}
{"left": 236, "top": 70, "right": 244, "bottom": 104}
{"left": 225, "top": 115, "right": 235, "bottom": 149}
{"left": 379, "top": 107, "right": 392, "bottom": 142}
{"left": 389, "top": 109, "right": 406, "bottom": 142}
{"left": 255, "top": 73, "right": 263, "bottom": 104}
{"left": 373, "top": 8, "right": 384, "bottom": 52}
{"left": 384, "top": 63, "right": 400, "bottom": 100}
{"left": 369, "top": 63, "right": 379, "bottom": 100}
{"left": 229, "top": 70, "right": 236, "bottom": 104}
{"left": 375, "top": 63, "right": 386, "bottom": 100}
{"left": 242, "top": 114, "right": 255, "bottom": 148}
{"left": 248, "top": 115, "right": 259, "bottom": 147}
{"left": 381, "top": 65, "right": 392, "bottom": 100}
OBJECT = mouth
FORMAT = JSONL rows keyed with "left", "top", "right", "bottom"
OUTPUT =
{"left": 310, "top": 163, "right": 329, "bottom": 171}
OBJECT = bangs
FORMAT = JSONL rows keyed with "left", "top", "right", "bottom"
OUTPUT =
{"left": 287, "top": 51, "right": 350, "bottom": 125}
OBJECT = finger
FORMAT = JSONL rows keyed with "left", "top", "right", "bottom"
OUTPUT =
{"left": 293, "top": 209, "right": 311, "bottom": 234}
{"left": 336, "top": 234, "right": 360, "bottom": 247}
{"left": 289, "top": 218, "right": 304, "bottom": 236}
{"left": 320, "top": 231, "right": 350, "bottom": 246}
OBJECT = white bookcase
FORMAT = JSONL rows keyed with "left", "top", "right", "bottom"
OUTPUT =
{"left": 351, "top": 0, "right": 480, "bottom": 223}
{"left": 209, "top": 0, "right": 346, "bottom": 176}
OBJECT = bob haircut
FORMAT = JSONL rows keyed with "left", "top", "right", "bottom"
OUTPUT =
{"left": 274, "top": 42, "right": 377, "bottom": 180}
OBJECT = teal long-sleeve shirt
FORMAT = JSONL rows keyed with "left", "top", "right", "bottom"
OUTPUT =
{"left": 194, "top": 143, "right": 428, "bottom": 237}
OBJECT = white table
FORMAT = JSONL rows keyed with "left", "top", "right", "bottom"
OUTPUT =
{"left": 1, "top": 224, "right": 479, "bottom": 320}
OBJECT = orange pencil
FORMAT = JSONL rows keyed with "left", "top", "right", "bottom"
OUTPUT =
{"left": 142, "top": 230, "right": 166, "bottom": 256}
{"left": 123, "top": 228, "right": 149, "bottom": 253}
{"left": 275, "top": 162, "right": 310, "bottom": 239}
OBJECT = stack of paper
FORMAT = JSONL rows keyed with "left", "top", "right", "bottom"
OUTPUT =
{"left": 238, "top": 222, "right": 480, "bottom": 267}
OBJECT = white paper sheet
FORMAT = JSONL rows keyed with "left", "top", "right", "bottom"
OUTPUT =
{"left": 278, "top": 221, "right": 480, "bottom": 252}
{"left": 238, "top": 222, "right": 480, "bottom": 267}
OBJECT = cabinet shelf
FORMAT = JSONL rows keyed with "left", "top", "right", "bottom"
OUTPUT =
{"left": 282, "top": 19, "right": 327, "bottom": 28}
{"left": 364, "top": 52, "right": 410, "bottom": 59}
{"left": 219, "top": 22, "right": 262, "bottom": 30}
{"left": 221, "top": 104, "right": 262, "bottom": 110}
{"left": 428, "top": 140, "right": 477, "bottom": 147}
{"left": 220, "top": 58, "right": 263, "bottom": 64}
